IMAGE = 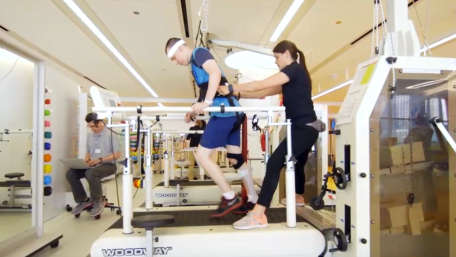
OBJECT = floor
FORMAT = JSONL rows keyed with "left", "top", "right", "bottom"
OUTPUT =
{"left": 0, "top": 212, "right": 32, "bottom": 242}
{"left": 2, "top": 170, "right": 275, "bottom": 257}
{"left": 32, "top": 174, "right": 152, "bottom": 257}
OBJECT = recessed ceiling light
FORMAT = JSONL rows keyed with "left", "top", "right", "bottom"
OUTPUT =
{"left": 133, "top": 11, "right": 140, "bottom": 15}
{"left": 335, "top": 21, "right": 342, "bottom": 24}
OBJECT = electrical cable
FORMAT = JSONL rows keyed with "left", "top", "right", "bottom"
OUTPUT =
{"left": 412, "top": 0, "right": 432, "bottom": 56}
{"left": 0, "top": 56, "right": 18, "bottom": 82}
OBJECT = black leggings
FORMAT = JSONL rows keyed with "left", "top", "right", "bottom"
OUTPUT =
{"left": 257, "top": 125, "right": 319, "bottom": 208}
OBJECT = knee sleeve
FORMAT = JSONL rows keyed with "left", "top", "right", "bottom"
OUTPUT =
{"left": 227, "top": 153, "right": 245, "bottom": 169}
{"left": 227, "top": 153, "right": 249, "bottom": 178}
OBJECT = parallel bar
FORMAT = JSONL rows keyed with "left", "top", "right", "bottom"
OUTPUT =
{"left": 433, "top": 121, "right": 456, "bottom": 153}
{"left": 151, "top": 130, "right": 204, "bottom": 134}
{"left": 120, "top": 97, "right": 198, "bottom": 103}
{"left": 126, "top": 115, "right": 269, "bottom": 121}
{"left": 93, "top": 106, "right": 285, "bottom": 113}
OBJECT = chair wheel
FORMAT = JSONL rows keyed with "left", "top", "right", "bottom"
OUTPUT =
{"left": 116, "top": 209, "right": 122, "bottom": 215}
{"left": 75, "top": 213, "right": 81, "bottom": 218}
{"left": 94, "top": 214, "right": 101, "bottom": 220}
{"left": 50, "top": 240, "right": 59, "bottom": 248}
{"left": 66, "top": 205, "right": 73, "bottom": 212}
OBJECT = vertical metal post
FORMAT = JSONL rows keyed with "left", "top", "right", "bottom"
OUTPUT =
{"left": 170, "top": 136, "right": 175, "bottom": 179}
{"left": 284, "top": 119, "right": 296, "bottom": 228}
{"left": 264, "top": 128, "right": 270, "bottom": 166}
{"left": 145, "top": 129, "right": 153, "bottom": 210}
{"left": 122, "top": 121, "right": 133, "bottom": 234}
{"left": 32, "top": 62, "right": 45, "bottom": 235}
{"left": 163, "top": 134, "right": 169, "bottom": 188}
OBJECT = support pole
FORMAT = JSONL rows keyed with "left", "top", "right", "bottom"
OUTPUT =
{"left": 120, "top": 122, "right": 133, "bottom": 234}
{"left": 284, "top": 119, "right": 296, "bottom": 228}
{"left": 163, "top": 135, "right": 169, "bottom": 188}
{"left": 170, "top": 136, "right": 175, "bottom": 180}
{"left": 144, "top": 129, "right": 153, "bottom": 210}
{"left": 241, "top": 118, "right": 248, "bottom": 203}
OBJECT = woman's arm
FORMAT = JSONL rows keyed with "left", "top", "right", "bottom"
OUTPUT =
{"left": 233, "top": 72, "right": 290, "bottom": 93}
{"left": 237, "top": 87, "right": 282, "bottom": 99}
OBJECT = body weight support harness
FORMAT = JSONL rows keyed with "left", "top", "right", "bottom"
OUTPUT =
{"left": 190, "top": 47, "right": 245, "bottom": 131}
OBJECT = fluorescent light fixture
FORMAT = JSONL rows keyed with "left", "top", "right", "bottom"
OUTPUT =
{"left": 63, "top": 0, "right": 159, "bottom": 98}
{"left": 312, "top": 80, "right": 353, "bottom": 100}
{"left": 420, "top": 32, "right": 456, "bottom": 53}
{"left": 400, "top": 68, "right": 442, "bottom": 74}
{"left": 158, "top": 103, "right": 164, "bottom": 107}
{"left": 0, "top": 48, "right": 17, "bottom": 60}
{"left": 314, "top": 32, "right": 456, "bottom": 100}
{"left": 225, "top": 51, "right": 278, "bottom": 70}
{"left": 270, "top": 0, "right": 304, "bottom": 42}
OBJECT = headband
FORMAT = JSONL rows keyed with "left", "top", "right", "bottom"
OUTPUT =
{"left": 167, "top": 39, "right": 186, "bottom": 59}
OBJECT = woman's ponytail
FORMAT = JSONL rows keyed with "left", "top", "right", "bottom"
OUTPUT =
{"left": 297, "top": 49, "right": 312, "bottom": 87}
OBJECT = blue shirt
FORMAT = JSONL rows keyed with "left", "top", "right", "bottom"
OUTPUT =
{"left": 191, "top": 48, "right": 239, "bottom": 117}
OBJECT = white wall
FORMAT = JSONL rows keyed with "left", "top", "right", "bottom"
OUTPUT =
{"left": 42, "top": 65, "right": 80, "bottom": 221}
{"left": 0, "top": 48, "right": 34, "bottom": 181}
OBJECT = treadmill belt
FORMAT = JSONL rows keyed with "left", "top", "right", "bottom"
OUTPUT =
{"left": 155, "top": 180, "right": 242, "bottom": 187}
{"left": 109, "top": 208, "right": 306, "bottom": 229}
{"left": 155, "top": 180, "right": 216, "bottom": 187}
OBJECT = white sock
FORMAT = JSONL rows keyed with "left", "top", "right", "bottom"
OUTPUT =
{"left": 247, "top": 194, "right": 258, "bottom": 204}
{"left": 222, "top": 191, "right": 236, "bottom": 200}
{"left": 241, "top": 167, "right": 258, "bottom": 203}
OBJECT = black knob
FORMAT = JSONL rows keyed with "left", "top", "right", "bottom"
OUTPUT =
{"left": 360, "top": 238, "right": 367, "bottom": 244}
{"left": 360, "top": 173, "right": 366, "bottom": 178}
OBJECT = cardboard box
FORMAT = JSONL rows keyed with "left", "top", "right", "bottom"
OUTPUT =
{"left": 380, "top": 202, "right": 424, "bottom": 229}
{"left": 380, "top": 141, "right": 426, "bottom": 168}
{"left": 433, "top": 175, "right": 449, "bottom": 223}
{"left": 390, "top": 141, "right": 425, "bottom": 166}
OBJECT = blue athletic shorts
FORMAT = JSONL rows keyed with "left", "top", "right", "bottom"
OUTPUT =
{"left": 199, "top": 116, "right": 240, "bottom": 149}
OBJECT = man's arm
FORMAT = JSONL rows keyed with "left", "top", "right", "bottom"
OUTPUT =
{"left": 194, "top": 49, "right": 221, "bottom": 102}
{"left": 202, "top": 60, "right": 222, "bottom": 102}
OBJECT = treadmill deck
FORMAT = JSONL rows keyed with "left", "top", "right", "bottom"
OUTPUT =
{"left": 155, "top": 180, "right": 241, "bottom": 187}
{"left": 110, "top": 208, "right": 306, "bottom": 229}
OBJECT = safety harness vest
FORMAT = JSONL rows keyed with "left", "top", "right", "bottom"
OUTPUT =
{"left": 190, "top": 47, "right": 245, "bottom": 130}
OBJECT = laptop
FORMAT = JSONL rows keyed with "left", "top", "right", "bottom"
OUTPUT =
{"left": 60, "top": 158, "right": 91, "bottom": 169}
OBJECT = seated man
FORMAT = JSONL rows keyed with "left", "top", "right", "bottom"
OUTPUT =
{"left": 66, "top": 113, "right": 121, "bottom": 217}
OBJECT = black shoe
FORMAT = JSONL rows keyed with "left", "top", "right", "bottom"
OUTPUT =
{"left": 210, "top": 196, "right": 243, "bottom": 218}
{"left": 233, "top": 201, "right": 255, "bottom": 214}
